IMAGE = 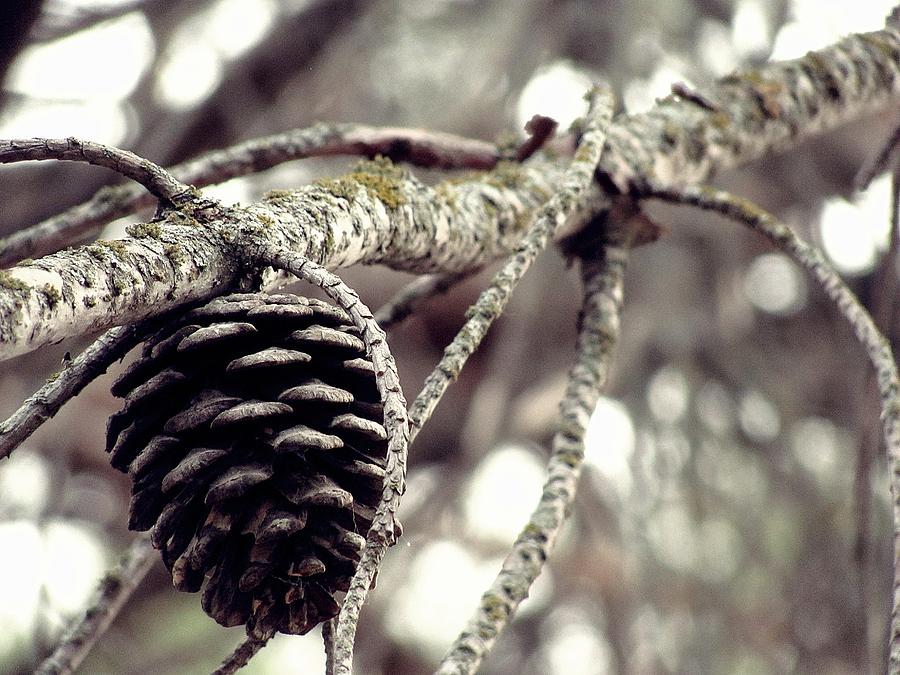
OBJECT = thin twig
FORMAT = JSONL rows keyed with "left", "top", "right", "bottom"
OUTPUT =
{"left": 0, "top": 137, "right": 192, "bottom": 205}
{"left": 256, "top": 246, "right": 408, "bottom": 675}
{"left": 0, "top": 124, "right": 501, "bottom": 267}
{"left": 639, "top": 182, "right": 900, "bottom": 675}
{"left": 406, "top": 84, "right": 616, "bottom": 442}
{"left": 374, "top": 272, "right": 472, "bottom": 330}
{"left": 35, "top": 536, "right": 155, "bottom": 675}
{"left": 0, "top": 324, "right": 147, "bottom": 460}
{"left": 854, "top": 170, "right": 900, "bottom": 668}
{"left": 323, "top": 617, "right": 337, "bottom": 675}
{"left": 435, "top": 245, "right": 628, "bottom": 675}
{"left": 515, "top": 115, "right": 558, "bottom": 163}
{"left": 855, "top": 115, "right": 900, "bottom": 191}
{"left": 211, "top": 637, "right": 269, "bottom": 675}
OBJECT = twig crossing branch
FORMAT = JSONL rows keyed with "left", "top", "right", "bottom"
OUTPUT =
{"left": 407, "top": 84, "right": 616, "bottom": 441}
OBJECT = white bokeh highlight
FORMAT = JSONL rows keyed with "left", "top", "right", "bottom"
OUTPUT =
{"left": 463, "top": 444, "right": 545, "bottom": 544}
{"left": 743, "top": 253, "right": 807, "bottom": 315}
{"left": 517, "top": 61, "right": 594, "bottom": 130}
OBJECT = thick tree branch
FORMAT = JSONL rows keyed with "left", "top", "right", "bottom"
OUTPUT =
{"left": 1, "top": 27, "right": 899, "bottom": 362}
{"left": 0, "top": 123, "right": 501, "bottom": 267}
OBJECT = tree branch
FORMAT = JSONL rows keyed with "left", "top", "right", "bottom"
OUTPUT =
{"left": 0, "top": 324, "right": 147, "bottom": 459}
{"left": 1, "top": 27, "right": 899, "bottom": 362}
{"left": 211, "top": 637, "right": 268, "bottom": 675}
{"left": 435, "top": 244, "right": 628, "bottom": 675}
{"left": 407, "top": 84, "right": 616, "bottom": 439}
{"left": 373, "top": 272, "right": 472, "bottom": 330}
{"left": 0, "top": 137, "right": 192, "bottom": 206}
{"left": 0, "top": 123, "right": 501, "bottom": 267}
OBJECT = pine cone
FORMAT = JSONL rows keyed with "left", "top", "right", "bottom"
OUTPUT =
{"left": 106, "top": 292, "right": 390, "bottom": 638}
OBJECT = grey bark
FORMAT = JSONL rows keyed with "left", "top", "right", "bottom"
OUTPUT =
{"left": 1, "top": 27, "right": 898, "bottom": 362}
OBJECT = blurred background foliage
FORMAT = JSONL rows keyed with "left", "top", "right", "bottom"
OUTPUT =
{"left": 1, "top": 0, "right": 899, "bottom": 673}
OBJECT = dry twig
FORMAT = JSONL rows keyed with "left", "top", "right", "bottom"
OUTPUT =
{"left": 435, "top": 245, "right": 628, "bottom": 674}
{"left": 0, "top": 137, "right": 192, "bottom": 205}
{"left": 374, "top": 271, "right": 472, "bottom": 330}
{"left": 0, "top": 324, "right": 147, "bottom": 459}
{"left": 211, "top": 637, "right": 268, "bottom": 675}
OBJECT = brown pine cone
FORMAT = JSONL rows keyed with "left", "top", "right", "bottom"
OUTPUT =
{"left": 106, "top": 292, "right": 389, "bottom": 638}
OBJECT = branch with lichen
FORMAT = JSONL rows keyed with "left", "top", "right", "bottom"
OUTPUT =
{"left": 1, "top": 26, "right": 898, "bottom": 364}
{"left": 35, "top": 536, "right": 155, "bottom": 675}
{"left": 0, "top": 123, "right": 503, "bottom": 268}
{"left": 637, "top": 181, "right": 900, "bottom": 675}
{"left": 0, "top": 137, "right": 192, "bottom": 205}
{"left": 435, "top": 244, "right": 627, "bottom": 675}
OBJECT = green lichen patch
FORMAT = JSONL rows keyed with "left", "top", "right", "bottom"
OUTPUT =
{"left": 96, "top": 240, "right": 128, "bottom": 257}
{"left": 0, "top": 270, "right": 30, "bottom": 294}
{"left": 264, "top": 189, "right": 296, "bottom": 201}
{"left": 126, "top": 222, "right": 163, "bottom": 239}
{"left": 315, "top": 155, "right": 409, "bottom": 209}
{"left": 42, "top": 284, "right": 61, "bottom": 308}
{"left": 165, "top": 211, "right": 201, "bottom": 228}
{"left": 483, "top": 161, "right": 529, "bottom": 190}
{"left": 164, "top": 243, "right": 187, "bottom": 266}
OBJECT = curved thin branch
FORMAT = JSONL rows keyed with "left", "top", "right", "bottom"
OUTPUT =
{"left": 435, "top": 245, "right": 628, "bottom": 675}
{"left": 211, "top": 637, "right": 268, "bottom": 675}
{"left": 0, "top": 324, "right": 147, "bottom": 460}
{"left": 407, "top": 84, "right": 616, "bottom": 441}
{"left": 374, "top": 271, "right": 472, "bottom": 330}
{"left": 639, "top": 182, "right": 900, "bottom": 675}
{"left": 0, "top": 124, "right": 500, "bottom": 267}
{"left": 0, "top": 138, "right": 192, "bottom": 205}
{"left": 35, "top": 536, "right": 155, "bottom": 675}
{"left": 255, "top": 245, "right": 408, "bottom": 675}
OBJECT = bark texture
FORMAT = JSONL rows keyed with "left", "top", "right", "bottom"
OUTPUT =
{"left": 1, "top": 27, "right": 899, "bottom": 362}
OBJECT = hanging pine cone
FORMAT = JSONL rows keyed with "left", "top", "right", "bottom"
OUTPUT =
{"left": 106, "top": 292, "right": 390, "bottom": 638}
